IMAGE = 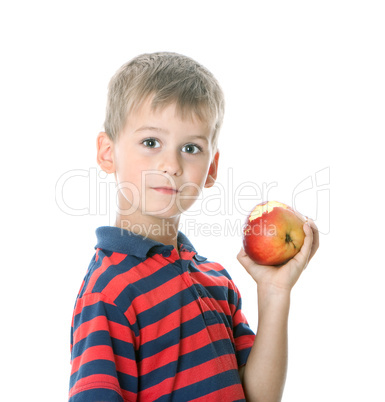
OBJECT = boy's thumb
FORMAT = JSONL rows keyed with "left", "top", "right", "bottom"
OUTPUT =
{"left": 236, "top": 247, "right": 255, "bottom": 272}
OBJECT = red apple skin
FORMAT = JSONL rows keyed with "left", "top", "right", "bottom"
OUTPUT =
{"left": 243, "top": 201, "right": 305, "bottom": 266}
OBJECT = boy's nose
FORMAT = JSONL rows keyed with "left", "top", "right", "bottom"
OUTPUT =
{"left": 157, "top": 151, "right": 183, "bottom": 177}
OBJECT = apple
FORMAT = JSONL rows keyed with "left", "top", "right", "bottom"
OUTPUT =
{"left": 242, "top": 201, "right": 306, "bottom": 266}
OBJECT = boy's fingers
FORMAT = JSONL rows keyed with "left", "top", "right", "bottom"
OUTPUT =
{"left": 292, "top": 211, "right": 319, "bottom": 264}
{"left": 293, "top": 222, "right": 313, "bottom": 270}
{"left": 306, "top": 218, "right": 319, "bottom": 262}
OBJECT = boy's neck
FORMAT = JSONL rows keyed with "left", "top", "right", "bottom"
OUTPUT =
{"left": 114, "top": 214, "right": 181, "bottom": 253}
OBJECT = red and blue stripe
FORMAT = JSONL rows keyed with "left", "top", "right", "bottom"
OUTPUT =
{"left": 69, "top": 227, "right": 255, "bottom": 401}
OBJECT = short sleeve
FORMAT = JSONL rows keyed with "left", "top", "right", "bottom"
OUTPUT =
{"left": 230, "top": 285, "right": 256, "bottom": 367}
{"left": 69, "top": 292, "right": 138, "bottom": 401}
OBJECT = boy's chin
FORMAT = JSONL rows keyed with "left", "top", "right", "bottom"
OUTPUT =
{"left": 117, "top": 198, "right": 197, "bottom": 221}
{"left": 141, "top": 200, "right": 196, "bottom": 218}
{"left": 142, "top": 208, "right": 184, "bottom": 220}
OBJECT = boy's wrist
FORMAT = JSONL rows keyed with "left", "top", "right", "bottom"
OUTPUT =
{"left": 257, "top": 283, "right": 291, "bottom": 313}
{"left": 258, "top": 282, "right": 292, "bottom": 298}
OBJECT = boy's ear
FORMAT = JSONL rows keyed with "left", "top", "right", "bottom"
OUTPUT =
{"left": 96, "top": 132, "right": 115, "bottom": 174}
{"left": 204, "top": 150, "right": 220, "bottom": 188}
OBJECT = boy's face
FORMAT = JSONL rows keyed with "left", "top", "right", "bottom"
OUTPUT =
{"left": 97, "top": 98, "right": 219, "bottom": 222}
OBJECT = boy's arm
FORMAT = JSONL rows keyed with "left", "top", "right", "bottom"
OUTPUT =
{"left": 237, "top": 219, "right": 319, "bottom": 402}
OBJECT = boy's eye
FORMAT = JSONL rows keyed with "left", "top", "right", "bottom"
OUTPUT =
{"left": 182, "top": 144, "right": 202, "bottom": 154}
{"left": 142, "top": 138, "right": 160, "bottom": 148}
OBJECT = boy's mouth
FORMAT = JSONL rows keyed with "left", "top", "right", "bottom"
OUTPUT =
{"left": 151, "top": 187, "right": 180, "bottom": 195}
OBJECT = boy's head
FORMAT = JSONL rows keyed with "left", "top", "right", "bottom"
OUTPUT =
{"left": 103, "top": 52, "right": 225, "bottom": 154}
{"left": 97, "top": 52, "right": 224, "bottom": 224}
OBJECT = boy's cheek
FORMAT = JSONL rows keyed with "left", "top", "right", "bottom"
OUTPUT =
{"left": 176, "top": 187, "right": 202, "bottom": 212}
{"left": 179, "top": 181, "right": 202, "bottom": 198}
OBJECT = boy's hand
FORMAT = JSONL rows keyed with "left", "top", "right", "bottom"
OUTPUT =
{"left": 237, "top": 218, "right": 319, "bottom": 293}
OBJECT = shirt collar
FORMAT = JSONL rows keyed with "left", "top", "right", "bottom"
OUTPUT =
{"left": 95, "top": 226, "right": 205, "bottom": 260}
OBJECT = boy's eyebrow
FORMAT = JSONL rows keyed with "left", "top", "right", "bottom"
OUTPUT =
{"left": 134, "top": 126, "right": 167, "bottom": 134}
{"left": 134, "top": 126, "right": 209, "bottom": 142}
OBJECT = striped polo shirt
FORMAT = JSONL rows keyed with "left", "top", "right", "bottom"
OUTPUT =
{"left": 69, "top": 226, "right": 255, "bottom": 401}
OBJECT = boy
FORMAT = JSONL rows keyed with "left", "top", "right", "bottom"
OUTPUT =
{"left": 69, "top": 52, "right": 319, "bottom": 401}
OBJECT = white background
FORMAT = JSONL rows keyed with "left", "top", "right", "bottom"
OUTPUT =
{"left": 1, "top": 1, "right": 384, "bottom": 401}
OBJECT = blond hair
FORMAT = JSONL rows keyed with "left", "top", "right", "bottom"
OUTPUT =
{"left": 104, "top": 52, "right": 225, "bottom": 153}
